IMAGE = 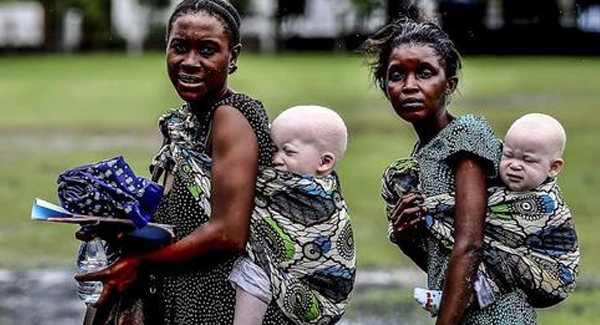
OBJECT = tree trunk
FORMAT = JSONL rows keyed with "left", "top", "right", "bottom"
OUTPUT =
{"left": 387, "top": 0, "right": 419, "bottom": 22}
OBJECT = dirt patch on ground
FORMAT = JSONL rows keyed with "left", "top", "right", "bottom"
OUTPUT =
{"left": 0, "top": 268, "right": 427, "bottom": 325}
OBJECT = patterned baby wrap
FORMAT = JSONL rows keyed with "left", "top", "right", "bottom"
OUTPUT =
{"left": 382, "top": 158, "right": 579, "bottom": 308}
{"left": 151, "top": 106, "right": 356, "bottom": 325}
{"left": 248, "top": 168, "right": 356, "bottom": 325}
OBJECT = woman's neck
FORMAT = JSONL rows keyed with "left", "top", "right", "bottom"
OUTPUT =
{"left": 187, "top": 87, "right": 232, "bottom": 115}
{"left": 413, "top": 112, "right": 454, "bottom": 147}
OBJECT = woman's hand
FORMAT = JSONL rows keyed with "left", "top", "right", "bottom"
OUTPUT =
{"left": 75, "top": 224, "right": 127, "bottom": 243}
{"left": 74, "top": 256, "right": 142, "bottom": 307}
{"left": 390, "top": 192, "right": 425, "bottom": 235}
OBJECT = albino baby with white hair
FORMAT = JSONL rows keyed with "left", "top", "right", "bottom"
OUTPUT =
{"left": 411, "top": 113, "right": 579, "bottom": 315}
{"left": 271, "top": 105, "right": 348, "bottom": 177}
{"left": 500, "top": 113, "right": 566, "bottom": 192}
{"left": 229, "top": 105, "right": 351, "bottom": 325}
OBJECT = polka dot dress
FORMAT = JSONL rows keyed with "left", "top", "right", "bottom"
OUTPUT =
{"left": 411, "top": 115, "right": 537, "bottom": 324}
{"left": 145, "top": 93, "right": 294, "bottom": 325}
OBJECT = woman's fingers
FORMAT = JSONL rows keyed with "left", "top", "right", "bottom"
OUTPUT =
{"left": 92, "top": 281, "right": 114, "bottom": 308}
{"left": 395, "top": 215, "right": 423, "bottom": 233}
{"left": 391, "top": 193, "right": 424, "bottom": 218}
{"left": 74, "top": 266, "right": 109, "bottom": 282}
{"left": 392, "top": 206, "right": 421, "bottom": 226}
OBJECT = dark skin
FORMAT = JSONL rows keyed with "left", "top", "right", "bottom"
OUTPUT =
{"left": 386, "top": 44, "right": 487, "bottom": 324}
{"left": 76, "top": 12, "right": 258, "bottom": 308}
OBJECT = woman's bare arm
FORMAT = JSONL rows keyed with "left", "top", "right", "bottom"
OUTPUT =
{"left": 436, "top": 157, "right": 487, "bottom": 325}
{"left": 143, "top": 105, "right": 258, "bottom": 262}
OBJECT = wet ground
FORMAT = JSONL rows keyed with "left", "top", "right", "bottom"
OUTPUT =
{"left": 0, "top": 268, "right": 432, "bottom": 325}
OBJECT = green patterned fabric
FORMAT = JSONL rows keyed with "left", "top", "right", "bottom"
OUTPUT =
{"left": 248, "top": 168, "right": 356, "bottom": 324}
{"left": 152, "top": 104, "right": 356, "bottom": 325}
{"left": 382, "top": 157, "right": 579, "bottom": 308}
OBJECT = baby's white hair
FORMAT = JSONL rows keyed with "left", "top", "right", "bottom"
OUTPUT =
{"left": 509, "top": 113, "right": 567, "bottom": 158}
{"left": 273, "top": 105, "right": 348, "bottom": 161}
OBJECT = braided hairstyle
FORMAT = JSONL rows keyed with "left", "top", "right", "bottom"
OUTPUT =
{"left": 167, "top": 0, "right": 241, "bottom": 47}
{"left": 361, "top": 18, "right": 462, "bottom": 93}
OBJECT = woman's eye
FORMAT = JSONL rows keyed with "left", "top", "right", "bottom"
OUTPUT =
{"left": 418, "top": 68, "right": 433, "bottom": 78}
{"left": 389, "top": 70, "right": 404, "bottom": 82}
{"left": 199, "top": 47, "right": 216, "bottom": 56}
{"left": 172, "top": 43, "right": 186, "bottom": 54}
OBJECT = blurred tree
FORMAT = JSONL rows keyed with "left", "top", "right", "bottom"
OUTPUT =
{"left": 503, "top": 0, "right": 561, "bottom": 28}
{"left": 229, "top": 0, "right": 251, "bottom": 16}
{"left": 273, "top": 0, "right": 306, "bottom": 50}
{"left": 351, "top": 0, "right": 384, "bottom": 30}
{"left": 386, "top": 0, "right": 419, "bottom": 21}
{"left": 28, "top": 0, "right": 66, "bottom": 51}
{"left": 70, "top": 0, "right": 113, "bottom": 50}
{"left": 2, "top": 0, "right": 113, "bottom": 51}
{"left": 139, "top": 0, "right": 171, "bottom": 51}
{"left": 276, "top": 0, "right": 306, "bottom": 18}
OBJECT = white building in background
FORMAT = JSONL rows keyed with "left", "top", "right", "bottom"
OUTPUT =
{"left": 0, "top": 1, "right": 43, "bottom": 47}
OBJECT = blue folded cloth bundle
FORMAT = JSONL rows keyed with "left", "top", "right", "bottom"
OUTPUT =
{"left": 57, "top": 156, "right": 163, "bottom": 228}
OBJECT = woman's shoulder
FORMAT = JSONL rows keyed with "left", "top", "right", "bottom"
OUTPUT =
{"left": 451, "top": 114, "right": 495, "bottom": 134}
{"left": 213, "top": 93, "right": 270, "bottom": 128}
{"left": 214, "top": 92, "right": 265, "bottom": 112}
{"left": 214, "top": 92, "right": 275, "bottom": 166}
{"left": 422, "top": 114, "right": 501, "bottom": 177}
{"left": 443, "top": 114, "right": 500, "bottom": 148}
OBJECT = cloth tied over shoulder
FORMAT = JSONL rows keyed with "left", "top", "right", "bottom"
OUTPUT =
{"left": 382, "top": 157, "right": 580, "bottom": 308}
{"left": 57, "top": 156, "right": 164, "bottom": 228}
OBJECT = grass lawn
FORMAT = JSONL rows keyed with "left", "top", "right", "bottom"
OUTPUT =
{"left": 1, "top": 53, "right": 599, "bottom": 323}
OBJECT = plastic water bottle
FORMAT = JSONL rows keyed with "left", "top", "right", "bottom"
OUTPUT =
{"left": 76, "top": 237, "right": 108, "bottom": 305}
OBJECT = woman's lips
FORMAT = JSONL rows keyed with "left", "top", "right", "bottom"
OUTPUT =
{"left": 400, "top": 99, "right": 423, "bottom": 109}
{"left": 178, "top": 74, "right": 203, "bottom": 87}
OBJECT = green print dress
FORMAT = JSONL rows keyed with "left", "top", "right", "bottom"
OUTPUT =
{"left": 383, "top": 115, "right": 538, "bottom": 324}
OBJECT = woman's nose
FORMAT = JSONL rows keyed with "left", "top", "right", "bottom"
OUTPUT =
{"left": 182, "top": 52, "right": 201, "bottom": 69}
{"left": 401, "top": 74, "right": 418, "bottom": 93}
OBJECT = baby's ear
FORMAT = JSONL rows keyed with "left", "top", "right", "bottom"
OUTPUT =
{"left": 317, "top": 152, "right": 336, "bottom": 175}
{"left": 548, "top": 158, "right": 564, "bottom": 178}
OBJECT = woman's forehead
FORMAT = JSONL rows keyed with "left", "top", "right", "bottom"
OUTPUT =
{"left": 389, "top": 44, "right": 443, "bottom": 65}
{"left": 170, "top": 11, "right": 228, "bottom": 39}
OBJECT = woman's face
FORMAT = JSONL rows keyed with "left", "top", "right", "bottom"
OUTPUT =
{"left": 166, "top": 11, "right": 239, "bottom": 103}
{"left": 385, "top": 44, "right": 456, "bottom": 124}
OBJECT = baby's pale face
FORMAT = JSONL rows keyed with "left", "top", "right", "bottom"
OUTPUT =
{"left": 271, "top": 120, "right": 322, "bottom": 176}
{"left": 500, "top": 128, "right": 557, "bottom": 191}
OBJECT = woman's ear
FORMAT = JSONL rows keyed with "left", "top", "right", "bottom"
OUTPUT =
{"left": 229, "top": 44, "right": 242, "bottom": 74}
{"left": 548, "top": 158, "right": 564, "bottom": 178}
{"left": 445, "top": 76, "right": 458, "bottom": 95}
{"left": 316, "top": 152, "right": 336, "bottom": 175}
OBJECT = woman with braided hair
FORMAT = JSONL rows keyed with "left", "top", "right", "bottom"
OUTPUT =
{"left": 76, "top": 1, "right": 295, "bottom": 324}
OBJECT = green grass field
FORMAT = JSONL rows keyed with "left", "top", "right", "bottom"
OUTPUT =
{"left": 1, "top": 53, "right": 599, "bottom": 323}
